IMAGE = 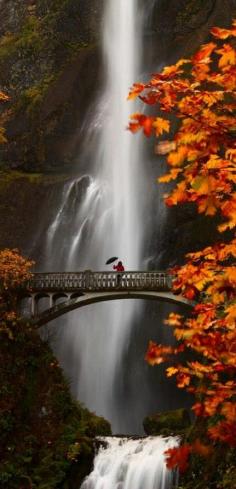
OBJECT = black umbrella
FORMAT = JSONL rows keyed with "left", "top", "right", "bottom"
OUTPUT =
{"left": 106, "top": 256, "right": 118, "bottom": 265}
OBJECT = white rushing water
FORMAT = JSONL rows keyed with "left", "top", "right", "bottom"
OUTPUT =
{"left": 81, "top": 437, "right": 178, "bottom": 489}
{"left": 43, "top": 0, "right": 147, "bottom": 433}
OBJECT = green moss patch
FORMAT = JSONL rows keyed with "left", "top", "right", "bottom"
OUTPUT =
{"left": 143, "top": 408, "right": 191, "bottom": 436}
{"left": 0, "top": 170, "right": 71, "bottom": 188}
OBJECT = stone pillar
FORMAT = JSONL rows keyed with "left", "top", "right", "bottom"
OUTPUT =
{"left": 84, "top": 270, "right": 92, "bottom": 290}
{"left": 31, "top": 295, "right": 36, "bottom": 317}
{"left": 49, "top": 294, "right": 54, "bottom": 308}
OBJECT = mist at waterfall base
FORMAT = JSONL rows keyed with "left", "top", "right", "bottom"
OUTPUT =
{"left": 35, "top": 0, "right": 191, "bottom": 435}
{"left": 81, "top": 437, "right": 179, "bottom": 489}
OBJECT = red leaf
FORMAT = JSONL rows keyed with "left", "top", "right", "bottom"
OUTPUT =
{"left": 165, "top": 445, "right": 192, "bottom": 473}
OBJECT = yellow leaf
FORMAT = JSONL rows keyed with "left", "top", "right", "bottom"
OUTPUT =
{"left": 202, "top": 91, "right": 224, "bottom": 106}
{"left": 158, "top": 168, "right": 182, "bottom": 183}
{"left": 166, "top": 366, "right": 178, "bottom": 377}
{"left": 192, "top": 175, "right": 219, "bottom": 196}
{"left": 179, "top": 131, "right": 207, "bottom": 144}
{"left": 167, "top": 146, "right": 188, "bottom": 167}
{"left": 226, "top": 148, "right": 236, "bottom": 162}
{"left": 225, "top": 304, "right": 236, "bottom": 329}
{"left": 216, "top": 44, "right": 236, "bottom": 67}
{"left": 0, "top": 91, "right": 9, "bottom": 101}
{"left": 152, "top": 117, "right": 170, "bottom": 136}
{"left": 219, "top": 222, "right": 235, "bottom": 232}
{"left": 174, "top": 328, "right": 195, "bottom": 340}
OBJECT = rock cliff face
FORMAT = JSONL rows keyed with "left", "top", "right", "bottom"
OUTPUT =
{"left": 151, "top": 0, "right": 236, "bottom": 60}
{"left": 0, "top": 0, "right": 103, "bottom": 171}
{"left": 0, "top": 0, "right": 235, "bottom": 172}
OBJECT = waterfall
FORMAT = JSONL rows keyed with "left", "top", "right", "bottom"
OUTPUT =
{"left": 42, "top": 0, "right": 147, "bottom": 433}
{"left": 81, "top": 437, "right": 178, "bottom": 489}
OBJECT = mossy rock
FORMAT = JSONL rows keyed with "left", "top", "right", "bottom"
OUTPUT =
{"left": 143, "top": 408, "right": 191, "bottom": 436}
{"left": 80, "top": 409, "right": 112, "bottom": 438}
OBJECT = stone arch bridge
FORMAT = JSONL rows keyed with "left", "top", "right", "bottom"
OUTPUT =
{"left": 19, "top": 271, "right": 192, "bottom": 328}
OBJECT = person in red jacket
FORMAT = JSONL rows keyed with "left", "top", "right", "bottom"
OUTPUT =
{"left": 113, "top": 261, "right": 125, "bottom": 272}
{"left": 113, "top": 261, "right": 125, "bottom": 286}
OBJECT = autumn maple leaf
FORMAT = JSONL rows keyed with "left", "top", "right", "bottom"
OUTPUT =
{"left": 0, "top": 91, "right": 9, "bottom": 101}
{"left": 208, "top": 422, "right": 236, "bottom": 446}
{"left": 192, "top": 42, "right": 216, "bottom": 64}
{"left": 165, "top": 445, "right": 192, "bottom": 473}
{"left": 152, "top": 117, "right": 170, "bottom": 136}
{"left": 216, "top": 44, "right": 236, "bottom": 67}
{"left": 211, "top": 25, "right": 236, "bottom": 39}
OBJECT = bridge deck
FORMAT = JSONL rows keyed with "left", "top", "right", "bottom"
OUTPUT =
{"left": 24, "top": 271, "right": 173, "bottom": 293}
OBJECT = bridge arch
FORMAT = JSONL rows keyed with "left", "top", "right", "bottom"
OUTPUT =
{"left": 31, "top": 290, "right": 193, "bottom": 328}
{"left": 53, "top": 293, "right": 70, "bottom": 304}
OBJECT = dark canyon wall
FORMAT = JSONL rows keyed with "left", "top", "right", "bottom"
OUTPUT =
{"left": 0, "top": 0, "right": 103, "bottom": 172}
{"left": 151, "top": 0, "right": 235, "bottom": 59}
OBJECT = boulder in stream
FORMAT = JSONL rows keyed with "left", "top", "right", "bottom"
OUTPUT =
{"left": 143, "top": 408, "right": 191, "bottom": 436}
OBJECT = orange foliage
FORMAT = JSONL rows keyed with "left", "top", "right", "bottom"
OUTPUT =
{"left": 0, "top": 249, "right": 34, "bottom": 336}
{"left": 128, "top": 21, "right": 236, "bottom": 232}
{"left": 165, "top": 444, "right": 192, "bottom": 473}
{"left": 129, "top": 19, "right": 236, "bottom": 472}
{"left": 0, "top": 248, "right": 33, "bottom": 292}
{"left": 165, "top": 439, "right": 212, "bottom": 473}
{"left": 0, "top": 91, "right": 9, "bottom": 102}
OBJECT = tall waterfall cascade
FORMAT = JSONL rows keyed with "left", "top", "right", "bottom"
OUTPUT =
{"left": 81, "top": 437, "right": 178, "bottom": 489}
{"left": 43, "top": 0, "right": 148, "bottom": 433}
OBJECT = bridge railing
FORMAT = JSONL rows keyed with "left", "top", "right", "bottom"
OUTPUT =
{"left": 24, "top": 271, "right": 172, "bottom": 292}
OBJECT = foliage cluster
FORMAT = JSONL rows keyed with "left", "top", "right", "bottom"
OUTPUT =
{"left": 0, "top": 248, "right": 33, "bottom": 338}
{"left": 129, "top": 20, "right": 236, "bottom": 484}
{"left": 0, "top": 248, "right": 111, "bottom": 488}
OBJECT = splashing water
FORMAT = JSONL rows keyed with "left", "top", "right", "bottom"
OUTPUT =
{"left": 81, "top": 437, "right": 179, "bottom": 489}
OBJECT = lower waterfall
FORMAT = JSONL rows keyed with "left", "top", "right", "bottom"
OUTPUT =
{"left": 81, "top": 436, "right": 178, "bottom": 489}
